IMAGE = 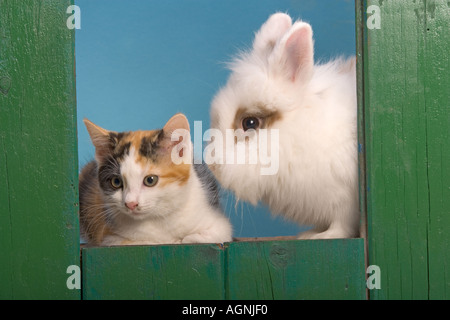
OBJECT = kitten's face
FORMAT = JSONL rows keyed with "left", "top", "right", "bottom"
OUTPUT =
{"left": 98, "top": 130, "right": 190, "bottom": 220}
{"left": 84, "top": 114, "right": 191, "bottom": 221}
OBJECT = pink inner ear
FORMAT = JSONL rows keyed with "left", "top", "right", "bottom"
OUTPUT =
{"left": 284, "top": 26, "right": 313, "bottom": 82}
{"left": 163, "top": 113, "right": 190, "bottom": 134}
{"left": 160, "top": 128, "right": 191, "bottom": 161}
{"left": 253, "top": 13, "right": 292, "bottom": 55}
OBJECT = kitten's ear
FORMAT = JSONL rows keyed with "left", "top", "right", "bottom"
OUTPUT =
{"left": 253, "top": 12, "right": 292, "bottom": 57}
{"left": 162, "top": 113, "right": 190, "bottom": 134}
{"left": 83, "top": 119, "right": 114, "bottom": 163}
{"left": 161, "top": 113, "right": 191, "bottom": 160}
{"left": 269, "top": 21, "right": 314, "bottom": 83}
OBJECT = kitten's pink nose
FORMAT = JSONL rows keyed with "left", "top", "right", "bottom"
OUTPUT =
{"left": 126, "top": 201, "right": 139, "bottom": 211}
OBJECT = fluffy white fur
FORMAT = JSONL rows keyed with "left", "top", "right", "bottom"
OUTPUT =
{"left": 84, "top": 114, "right": 233, "bottom": 246}
{"left": 102, "top": 151, "right": 232, "bottom": 245}
{"left": 103, "top": 161, "right": 232, "bottom": 245}
{"left": 209, "top": 13, "right": 359, "bottom": 239}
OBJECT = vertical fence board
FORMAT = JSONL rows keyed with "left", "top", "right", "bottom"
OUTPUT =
{"left": 0, "top": 0, "right": 79, "bottom": 299}
{"left": 362, "top": 0, "right": 450, "bottom": 299}
{"left": 421, "top": 0, "right": 450, "bottom": 300}
{"left": 356, "top": 0, "right": 369, "bottom": 282}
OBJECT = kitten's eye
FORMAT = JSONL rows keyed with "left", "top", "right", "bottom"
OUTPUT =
{"left": 143, "top": 175, "right": 158, "bottom": 187}
{"left": 242, "top": 117, "right": 260, "bottom": 131}
{"left": 111, "top": 176, "right": 122, "bottom": 189}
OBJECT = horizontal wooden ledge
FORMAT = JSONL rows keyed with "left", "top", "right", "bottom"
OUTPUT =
{"left": 80, "top": 235, "right": 300, "bottom": 249}
{"left": 81, "top": 238, "right": 366, "bottom": 300}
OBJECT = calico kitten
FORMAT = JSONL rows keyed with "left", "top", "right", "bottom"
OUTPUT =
{"left": 79, "top": 113, "right": 233, "bottom": 246}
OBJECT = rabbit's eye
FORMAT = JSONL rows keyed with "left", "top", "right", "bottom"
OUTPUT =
{"left": 242, "top": 117, "right": 260, "bottom": 131}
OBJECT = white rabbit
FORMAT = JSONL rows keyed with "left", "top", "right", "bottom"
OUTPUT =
{"left": 209, "top": 13, "right": 359, "bottom": 239}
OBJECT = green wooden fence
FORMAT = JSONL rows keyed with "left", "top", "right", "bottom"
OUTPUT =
{"left": 361, "top": 0, "right": 450, "bottom": 299}
{"left": 0, "top": 0, "right": 448, "bottom": 300}
{"left": 82, "top": 239, "right": 365, "bottom": 300}
{"left": 0, "top": 0, "right": 79, "bottom": 300}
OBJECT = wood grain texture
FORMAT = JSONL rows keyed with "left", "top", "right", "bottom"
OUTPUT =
{"left": 226, "top": 239, "right": 366, "bottom": 300}
{"left": 83, "top": 239, "right": 365, "bottom": 300}
{"left": 420, "top": 0, "right": 450, "bottom": 300}
{"left": 356, "top": 0, "right": 369, "bottom": 275}
{"left": 82, "top": 244, "right": 226, "bottom": 300}
{"left": 0, "top": 0, "right": 79, "bottom": 299}
{"left": 362, "top": 0, "right": 450, "bottom": 299}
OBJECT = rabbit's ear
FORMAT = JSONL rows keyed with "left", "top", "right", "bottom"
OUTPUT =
{"left": 270, "top": 21, "right": 314, "bottom": 83}
{"left": 253, "top": 12, "right": 292, "bottom": 57}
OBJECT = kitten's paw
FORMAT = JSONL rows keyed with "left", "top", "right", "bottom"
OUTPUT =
{"left": 182, "top": 227, "right": 232, "bottom": 244}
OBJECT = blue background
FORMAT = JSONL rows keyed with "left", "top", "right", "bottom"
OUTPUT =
{"left": 75, "top": 0, "right": 355, "bottom": 238}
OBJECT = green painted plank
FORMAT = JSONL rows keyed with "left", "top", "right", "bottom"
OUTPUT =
{"left": 0, "top": 0, "right": 79, "bottom": 299}
{"left": 82, "top": 244, "right": 226, "bottom": 300}
{"left": 362, "top": 0, "right": 450, "bottom": 299}
{"left": 356, "top": 0, "right": 369, "bottom": 255}
{"left": 226, "top": 239, "right": 366, "bottom": 300}
{"left": 364, "top": 0, "right": 429, "bottom": 300}
{"left": 421, "top": 1, "right": 450, "bottom": 300}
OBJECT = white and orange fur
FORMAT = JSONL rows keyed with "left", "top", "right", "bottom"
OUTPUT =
{"left": 209, "top": 13, "right": 359, "bottom": 239}
{"left": 79, "top": 113, "right": 232, "bottom": 246}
